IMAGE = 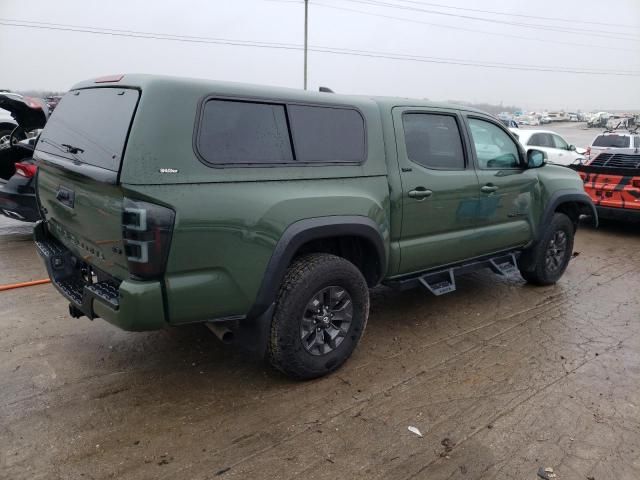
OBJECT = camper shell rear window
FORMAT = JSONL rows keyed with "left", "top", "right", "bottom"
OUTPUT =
{"left": 195, "top": 99, "right": 366, "bottom": 166}
{"left": 36, "top": 88, "right": 140, "bottom": 172}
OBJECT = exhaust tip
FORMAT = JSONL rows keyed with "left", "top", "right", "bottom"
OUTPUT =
{"left": 221, "top": 330, "right": 234, "bottom": 344}
{"left": 206, "top": 323, "right": 235, "bottom": 344}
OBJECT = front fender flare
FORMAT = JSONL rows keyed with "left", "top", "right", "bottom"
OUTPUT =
{"left": 536, "top": 190, "right": 598, "bottom": 243}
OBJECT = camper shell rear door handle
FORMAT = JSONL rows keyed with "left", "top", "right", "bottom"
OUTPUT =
{"left": 56, "top": 186, "right": 75, "bottom": 208}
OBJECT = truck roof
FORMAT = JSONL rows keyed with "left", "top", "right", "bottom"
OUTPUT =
{"left": 71, "top": 73, "right": 487, "bottom": 116}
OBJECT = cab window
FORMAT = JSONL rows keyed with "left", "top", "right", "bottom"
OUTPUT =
{"left": 468, "top": 118, "right": 521, "bottom": 169}
{"left": 402, "top": 113, "right": 465, "bottom": 169}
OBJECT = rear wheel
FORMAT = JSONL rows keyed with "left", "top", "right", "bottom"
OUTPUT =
{"left": 519, "top": 213, "right": 575, "bottom": 285}
{"left": 268, "top": 253, "right": 369, "bottom": 380}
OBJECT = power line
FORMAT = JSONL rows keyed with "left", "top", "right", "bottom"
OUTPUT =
{"left": 307, "top": 1, "right": 638, "bottom": 53}
{"left": 0, "top": 19, "right": 303, "bottom": 51}
{"left": 391, "top": 0, "right": 640, "bottom": 29}
{"left": 276, "top": 0, "right": 640, "bottom": 30}
{"left": 309, "top": 46, "right": 640, "bottom": 75}
{"left": 0, "top": 17, "right": 305, "bottom": 48}
{"left": 1, "top": 19, "right": 638, "bottom": 76}
{"left": 351, "top": 0, "right": 640, "bottom": 39}
{"left": 0, "top": 18, "right": 302, "bottom": 49}
{"left": 340, "top": 0, "right": 640, "bottom": 41}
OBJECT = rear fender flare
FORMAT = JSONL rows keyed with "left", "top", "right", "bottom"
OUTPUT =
{"left": 247, "top": 216, "right": 387, "bottom": 319}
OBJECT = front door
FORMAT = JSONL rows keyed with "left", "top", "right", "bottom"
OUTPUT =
{"left": 464, "top": 116, "right": 540, "bottom": 255}
{"left": 393, "top": 108, "right": 481, "bottom": 275}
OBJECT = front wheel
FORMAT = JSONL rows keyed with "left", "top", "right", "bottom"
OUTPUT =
{"left": 519, "top": 212, "right": 575, "bottom": 285}
{"left": 268, "top": 253, "right": 369, "bottom": 380}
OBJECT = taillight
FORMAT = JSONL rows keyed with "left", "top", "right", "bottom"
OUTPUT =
{"left": 122, "top": 198, "right": 175, "bottom": 280}
{"left": 23, "top": 96, "right": 42, "bottom": 110}
{"left": 15, "top": 162, "right": 37, "bottom": 178}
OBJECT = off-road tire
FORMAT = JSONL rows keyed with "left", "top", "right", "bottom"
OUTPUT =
{"left": 268, "top": 253, "right": 369, "bottom": 380}
{"left": 519, "top": 212, "right": 575, "bottom": 286}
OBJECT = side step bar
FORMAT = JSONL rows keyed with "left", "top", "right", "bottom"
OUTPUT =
{"left": 385, "top": 252, "right": 520, "bottom": 296}
{"left": 419, "top": 270, "right": 456, "bottom": 296}
{"left": 489, "top": 254, "right": 519, "bottom": 276}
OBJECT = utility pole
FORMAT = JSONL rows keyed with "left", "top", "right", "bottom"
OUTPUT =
{"left": 304, "top": 0, "right": 308, "bottom": 90}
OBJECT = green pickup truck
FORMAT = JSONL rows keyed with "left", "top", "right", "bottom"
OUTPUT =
{"left": 33, "top": 75, "right": 596, "bottom": 379}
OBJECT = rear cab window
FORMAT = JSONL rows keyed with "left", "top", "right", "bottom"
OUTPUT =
{"left": 401, "top": 113, "right": 465, "bottom": 169}
{"left": 592, "top": 135, "right": 631, "bottom": 148}
{"left": 36, "top": 88, "right": 140, "bottom": 172}
{"left": 195, "top": 99, "right": 366, "bottom": 166}
{"left": 288, "top": 105, "right": 365, "bottom": 162}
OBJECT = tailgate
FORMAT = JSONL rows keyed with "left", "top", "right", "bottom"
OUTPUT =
{"left": 37, "top": 163, "right": 129, "bottom": 278}
{"left": 33, "top": 87, "right": 140, "bottom": 279}
{"left": 573, "top": 153, "right": 640, "bottom": 210}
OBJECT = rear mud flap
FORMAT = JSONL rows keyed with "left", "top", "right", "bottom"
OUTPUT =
{"left": 235, "top": 303, "right": 276, "bottom": 359}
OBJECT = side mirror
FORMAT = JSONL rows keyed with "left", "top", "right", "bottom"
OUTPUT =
{"left": 568, "top": 144, "right": 576, "bottom": 151}
{"left": 527, "top": 149, "right": 546, "bottom": 168}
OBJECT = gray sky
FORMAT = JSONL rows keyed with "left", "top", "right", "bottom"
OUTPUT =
{"left": 1, "top": 0, "right": 639, "bottom": 111}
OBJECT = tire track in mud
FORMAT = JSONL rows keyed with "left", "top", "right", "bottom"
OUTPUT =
{"left": 3, "top": 232, "right": 639, "bottom": 479}
{"left": 151, "top": 261, "right": 638, "bottom": 479}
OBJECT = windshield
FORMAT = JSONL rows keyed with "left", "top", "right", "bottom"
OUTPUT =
{"left": 592, "top": 135, "right": 631, "bottom": 148}
{"left": 36, "top": 88, "right": 139, "bottom": 171}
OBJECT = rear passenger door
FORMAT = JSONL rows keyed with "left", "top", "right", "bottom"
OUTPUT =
{"left": 464, "top": 116, "right": 539, "bottom": 255}
{"left": 393, "top": 108, "right": 480, "bottom": 274}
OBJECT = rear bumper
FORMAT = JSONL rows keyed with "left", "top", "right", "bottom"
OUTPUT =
{"left": 34, "top": 221, "right": 168, "bottom": 331}
{"left": 0, "top": 178, "right": 39, "bottom": 222}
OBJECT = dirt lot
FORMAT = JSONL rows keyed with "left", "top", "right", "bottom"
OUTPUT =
{"left": 2, "top": 134, "right": 640, "bottom": 479}
{"left": 518, "top": 122, "right": 597, "bottom": 150}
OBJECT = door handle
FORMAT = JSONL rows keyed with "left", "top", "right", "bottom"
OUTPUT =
{"left": 480, "top": 184, "right": 499, "bottom": 193}
{"left": 56, "top": 186, "right": 75, "bottom": 208}
{"left": 408, "top": 188, "right": 433, "bottom": 199}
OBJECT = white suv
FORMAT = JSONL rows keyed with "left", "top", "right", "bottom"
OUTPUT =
{"left": 587, "top": 131, "right": 640, "bottom": 161}
{"left": 510, "top": 129, "right": 586, "bottom": 166}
